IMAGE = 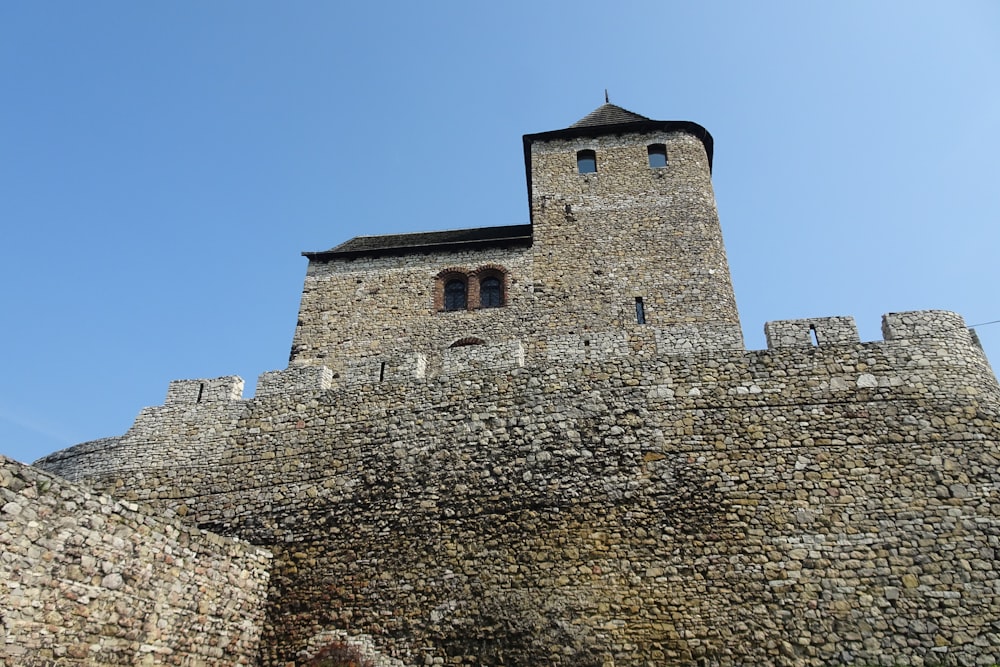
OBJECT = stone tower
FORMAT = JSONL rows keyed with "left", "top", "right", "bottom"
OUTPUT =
{"left": 525, "top": 104, "right": 743, "bottom": 349}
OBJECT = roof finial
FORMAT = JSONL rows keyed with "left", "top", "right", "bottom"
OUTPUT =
{"left": 605, "top": 89, "right": 610, "bottom": 104}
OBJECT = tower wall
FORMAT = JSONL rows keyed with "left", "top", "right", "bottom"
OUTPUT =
{"left": 528, "top": 130, "right": 742, "bottom": 348}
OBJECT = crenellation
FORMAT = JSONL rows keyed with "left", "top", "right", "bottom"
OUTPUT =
{"left": 257, "top": 365, "right": 334, "bottom": 397}
{"left": 882, "top": 309, "right": 972, "bottom": 340}
{"left": 343, "top": 351, "right": 429, "bottom": 384}
{"left": 764, "top": 315, "right": 860, "bottom": 348}
{"left": 441, "top": 339, "right": 525, "bottom": 375}
{"left": 165, "top": 375, "right": 245, "bottom": 405}
{"left": 653, "top": 322, "right": 745, "bottom": 354}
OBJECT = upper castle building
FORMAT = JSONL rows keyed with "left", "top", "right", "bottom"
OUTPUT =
{"left": 8, "top": 104, "right": 1000, "bottom": 667}
{"left": 291, "top": 104, "right": 741, "bottom": 380}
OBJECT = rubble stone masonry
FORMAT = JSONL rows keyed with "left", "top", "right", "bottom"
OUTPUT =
{"left": 19, "top": 106, "right": 1000, "bottom": 665}
{"left": 1, "top": 456, "right": 271, "bottom": 666}
{"left": 33, "top": 310, "right": 1000, "bottom": 666}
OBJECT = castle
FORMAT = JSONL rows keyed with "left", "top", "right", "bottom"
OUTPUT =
{"left": 4, "top": 104, "right": 1000, "bottom": 666}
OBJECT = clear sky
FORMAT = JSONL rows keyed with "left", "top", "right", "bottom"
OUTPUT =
{"left": 2, "top": 2, "right": 999, "bottom": 464}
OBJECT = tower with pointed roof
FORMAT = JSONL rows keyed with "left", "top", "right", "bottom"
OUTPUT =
{"left": 524, "top": 103, "right": 742, "bottom": 350}
{"left": 291, "top": 103, "right": 742, "bottom": 375}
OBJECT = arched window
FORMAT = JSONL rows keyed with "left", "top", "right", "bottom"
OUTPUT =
{"left": 444, "top": 278, "right": 467, "bottom": 311}
{"left": 647, "top": 144, "right": 667, "bottom": 168}
{"left": 480, "top": 276, "right": 502, "bottom": 308}
{"left": 450, "top": 337, "right": 485, "bottom": 348}
{"left": 577, "top": 149, "right": 597, "bottom": 174}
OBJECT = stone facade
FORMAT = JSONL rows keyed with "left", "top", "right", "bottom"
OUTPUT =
{"left": 289, "top": 113, "right": 741, "bottom": 381}
{"left": 0, "top": 455, "right": 271, "bottom": 666}
{"left": 19, "top": 104, "right": 1000, "bottom": 665}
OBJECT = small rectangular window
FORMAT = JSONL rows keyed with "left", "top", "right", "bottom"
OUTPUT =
{"left": 648, "top": 144, "right": 667, "bottom": 168}
{"left": 635, "top": 297, "right": 646, "bottom": 324}
{"left": 577, "top": 149, "right": 597, "bottom": 174}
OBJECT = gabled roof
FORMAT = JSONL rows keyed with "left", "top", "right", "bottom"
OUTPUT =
{"left": 569, "top": 103, "right": 650, "bottom": 128}
{"left": 303, "top": 224, "right": 532, "bottom": 261}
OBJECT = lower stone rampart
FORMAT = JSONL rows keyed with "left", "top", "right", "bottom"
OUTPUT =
{"left": 0, "top": 455, "right": 271, "bottom": 666}
{"left": 29, "top": 311, "right": 1000, "bottom": 666}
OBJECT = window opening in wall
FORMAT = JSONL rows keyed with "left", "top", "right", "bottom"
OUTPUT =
{"left": 197, "top": 382, "right": 205, "bottom": 403}
{"left": 444, "top": 278, "right": 467, "bottom": 311}
{"left": 480, "top": 276, "right": 502, "bottom": 308}
{"left": 809, "top": 324, "right": 819, "bottom": 346}
{"left": 379, "top": 361, "right": 386, "bottom": 382}
{"left": 648, "top": 144, "right": 668, "bottom": 168}
{"left": 577, "top": 149, "right": 597, "bottom": 174}
{"left": 635, "top": 297, "right": 646, "bottom": 324}
{"left": 450, "top": 337, "right": 486, "bottom": 348}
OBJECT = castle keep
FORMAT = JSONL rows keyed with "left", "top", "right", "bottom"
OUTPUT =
{"left": 7, "top": 104, "right": 1000, "bottom": 666}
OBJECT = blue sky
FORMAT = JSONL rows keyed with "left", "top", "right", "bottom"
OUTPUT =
{"left": 2, "top": 2, "right": 999, "bottom": 464}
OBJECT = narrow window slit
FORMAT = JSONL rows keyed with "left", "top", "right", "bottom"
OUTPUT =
{"left": 635, "top": 297, "right": 646, "bottom": 324}
{"left": 379, "top": 362, "right": 386, "bottom": 382}
{"left": 197, "top": 383, "right": 205, "bottom": 403}
{"left": 809, "top": 324, "right": 819, "bottom": 346}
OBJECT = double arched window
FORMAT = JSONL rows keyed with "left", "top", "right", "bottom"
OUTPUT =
{"left": 435, "top": 266, "right": 509, "bottom": 312}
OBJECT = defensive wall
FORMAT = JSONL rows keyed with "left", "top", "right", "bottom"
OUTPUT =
{"left": 32, "top": 310, "right": 1000, "bottom": 666}
{"left": 0, "top": 454, "right": 272, "bottom": 666}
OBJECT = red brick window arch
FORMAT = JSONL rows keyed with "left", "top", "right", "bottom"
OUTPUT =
{"left": 450, "top": 337, "right": 485, "bottom": 348}
{"left": 435, "top": 268, "right": 471, "bottom": 312}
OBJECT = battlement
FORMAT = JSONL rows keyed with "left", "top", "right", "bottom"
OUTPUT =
{"left": 881, "top": 309, "right": 972, "bottom": 340}
{"left": 257, "top": 365, "right": 333, "bottom": 397}
{"left": 165, "top": 375, "right": 244, "bottom": 404}
{"left": 29, "top": 304, "right": 1000, "bottom": 667}
{"left": 764, "top": 315, "right": 860, "bottom": 348}
{"left": 764, "top": 310, "right": 981, "bottom": 350}
{"left": 145, "top": 310, "right": 992, "bottom": 410}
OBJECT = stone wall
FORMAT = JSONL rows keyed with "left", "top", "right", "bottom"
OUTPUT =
{"left": 290, "top": 127, "right": 744, "bottom": 376}
{"left": 290, "top": 245, "right": 535, "bottom": 373}
{"left": 528, "top": 130, "right": 741, "bottom": 345}
{"left": 33, "top": 311, "right": 1000, "bottom": 666}
{"left": 1, "top": 455, "right": 271, "bottom": 666}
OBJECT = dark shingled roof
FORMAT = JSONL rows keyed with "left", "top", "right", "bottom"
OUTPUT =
{"left": 569, "top": 103, "right": 650, "bottom": 128}
{"left": 303, "top": 224, "right": 532, "bottom": 260}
